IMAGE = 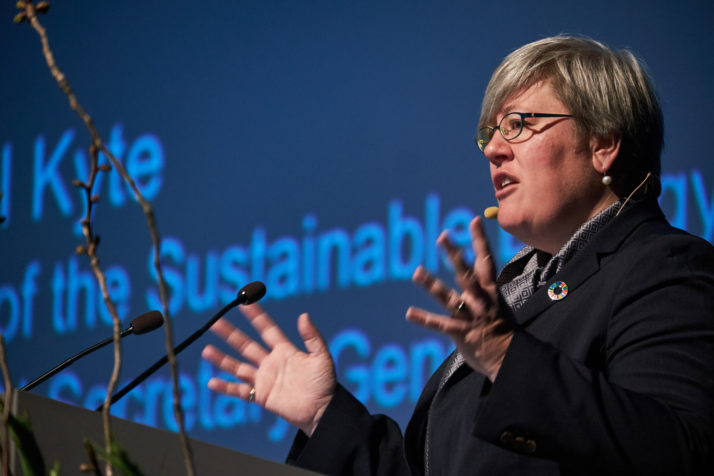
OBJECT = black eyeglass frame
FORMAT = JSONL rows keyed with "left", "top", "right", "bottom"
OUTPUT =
{"left": 476, "top": 112, "right": 573, "bottom": 152}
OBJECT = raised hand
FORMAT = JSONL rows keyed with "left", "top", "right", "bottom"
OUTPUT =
{"left": 201, "top": 304, "right": 336, "bottom": 436}
{"left": 406, "top": 216, "right": 513, "bottom": 382}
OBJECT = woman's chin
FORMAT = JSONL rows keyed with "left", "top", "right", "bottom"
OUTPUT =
{"left": 497, "top": 213, "right": 532, "bottom": 247}
{"left": 496, "top": 209, "right": 520, "bottom": 233}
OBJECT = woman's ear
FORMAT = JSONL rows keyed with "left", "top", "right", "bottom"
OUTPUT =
{"left": 590, "top": 134, "right": 621, "bottom": 174}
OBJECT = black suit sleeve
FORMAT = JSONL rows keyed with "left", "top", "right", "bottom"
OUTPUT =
{"left": 472, "top": 234, "right": 714, "bottom": 475}
{"left": 286, "top": 384, "right": 411, "bottom": 476}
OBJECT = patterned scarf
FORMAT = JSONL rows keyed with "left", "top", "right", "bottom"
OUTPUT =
{"left": 498, "top": 200, "right": 622, "bottom": 310}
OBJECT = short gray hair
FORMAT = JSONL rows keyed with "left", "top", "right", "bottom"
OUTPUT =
{"left": 479, "top": 36, "right": 663, "bottom": 197}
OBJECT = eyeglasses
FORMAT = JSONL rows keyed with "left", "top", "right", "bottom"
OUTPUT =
{"left": 475, "top": 112, "right": 573, "bottom": 152}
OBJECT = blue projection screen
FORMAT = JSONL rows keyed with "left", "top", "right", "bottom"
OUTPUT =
{"left": 2, "top": 0, "right": 713, "bottom": 463}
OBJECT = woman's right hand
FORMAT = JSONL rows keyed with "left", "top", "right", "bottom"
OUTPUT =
{"left": 201, "top": 304, "right": 336, "bottom": 437}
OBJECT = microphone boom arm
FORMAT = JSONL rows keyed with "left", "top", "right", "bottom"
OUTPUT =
{"left": 21, "top": 310, "right": 163, "bottom": 392}
{"left": 98, "top": 281, "right": 265, "bottom": 410}
{"left": 21, "top": 328, "right": 133, "bottom": 392}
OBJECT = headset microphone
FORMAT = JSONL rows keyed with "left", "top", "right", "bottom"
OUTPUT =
{"left": 484, "top": 206, "right": 499, "bottom": 219}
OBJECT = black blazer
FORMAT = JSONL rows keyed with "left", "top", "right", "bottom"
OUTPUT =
{"left": 287, "top": 200, "right": 714, "bottom": 475}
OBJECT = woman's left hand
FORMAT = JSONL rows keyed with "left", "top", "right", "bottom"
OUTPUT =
{"left": 406, "top": 216, "right": 513, "bottom": 382}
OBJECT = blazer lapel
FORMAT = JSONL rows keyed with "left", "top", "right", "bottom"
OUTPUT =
{"left": 404, "top": 351, "right": 452, "bottom": 474}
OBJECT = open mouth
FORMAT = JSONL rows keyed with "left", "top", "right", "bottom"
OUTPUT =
{"left": 493, "top": 172, "right": 518, "bottom": 192}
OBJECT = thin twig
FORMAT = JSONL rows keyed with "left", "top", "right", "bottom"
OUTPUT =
{"left": 0, "top": 335, "right": 12, "bottom": 476}
{"left": 19, "top": 2, "right": 195, "bottom": 475}
{"left": 26, "top": 8, "right": 122, "bottom": 470}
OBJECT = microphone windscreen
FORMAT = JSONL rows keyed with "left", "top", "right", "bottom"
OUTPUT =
{"left": 131, "top": 310, "right": 164, "bottom": 335}
{"left": 238, "top": 281, "right": 267, "bottom": 304}
{"left": 484, "top": 206, "right": 499, "bottom": 219}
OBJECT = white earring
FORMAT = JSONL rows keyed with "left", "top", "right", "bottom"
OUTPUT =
{"left": 602, "top": 174, "right": 612, "bottom": 186}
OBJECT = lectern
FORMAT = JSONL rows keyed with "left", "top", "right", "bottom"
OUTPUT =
{"left": 7, "top": 391, "right": 322, "bottom": 475}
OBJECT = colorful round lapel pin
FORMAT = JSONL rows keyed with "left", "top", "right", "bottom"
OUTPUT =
{"left": 547, "top": 281, "right": 569, "bottom": 301}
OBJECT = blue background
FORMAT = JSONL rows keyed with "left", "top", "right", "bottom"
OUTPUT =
{"left": 2, "top": 0, "right": 713, "bottom": 464}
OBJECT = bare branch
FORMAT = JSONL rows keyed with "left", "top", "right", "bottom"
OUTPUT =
{"left": 19, "top": 1, "right": 195, "bottom": 474}
{"left": 0, "top": 335, "right": 13, "bottom": 476}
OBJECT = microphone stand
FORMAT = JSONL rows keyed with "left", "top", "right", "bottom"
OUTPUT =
{"left": 21, "top": 308, "right": 165, "bottom": 392}
{"left": 21, "top": 327, "right": 136, "bottom": 392}
{"left": 98, "top": 295, "right": 248, "bottom": 410}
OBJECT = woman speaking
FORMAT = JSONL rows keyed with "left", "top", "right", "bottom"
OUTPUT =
{"left": 201, "top": 36, "right": 714, "bottom": 475}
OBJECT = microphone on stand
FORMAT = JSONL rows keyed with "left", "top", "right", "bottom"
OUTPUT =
{"left": 21, "top": 310, "right": 164, "bottom": 392}
{"left": 98, "top": 281, "right": 267, "bottom": 410}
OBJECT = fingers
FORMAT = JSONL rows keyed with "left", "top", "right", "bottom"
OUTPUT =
{"left": 437, "top": 219, "right": 495, "bottom": 277}
{"left": 460, "top": 288, "right": 490, "bottom": 317}
{"left": 297, "top": 313, "right": 329, "bottom": 356}
{"left": 437, "top": 230, "right": 482, "bottom": 294}
{"left": 412, "top": 265, "right": 489, "bottom": 319}
{"left": 240, "top": 303, "right": 292, "bottom": 349}
{"left": 469, "top": 217, "right": 497, "bottom": 284}
{"left": 412, "top": 265, "right": 461, "bottom": 310}
{"left": 412, "top": 217, "right": 499, "bottom": 323}
{"left": 405, "top": 306, "right": 470, "bottom": 333}
{"left": 201, "top": 344, "right": 257, "bottom": 400}
{"left": 206, "top": 378, "right": 254, "bottom": 401}
{"left": 210, "top": 318, "right": 269, "bottom": 365}
{"left": 437, "top": 230, "right": 471, "bottom": 276}
{"left": 201, "top": 344, "right": 257, "bottom": 382}
{"left": 435, "top": 219, "right": 497, "bottom": 296}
